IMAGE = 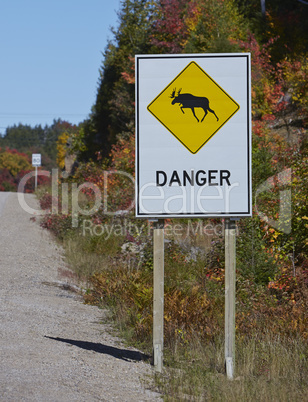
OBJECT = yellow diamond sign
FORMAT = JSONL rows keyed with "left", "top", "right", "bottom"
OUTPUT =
{"left": 147, "top": 61, "right": 240, "bottom": 154}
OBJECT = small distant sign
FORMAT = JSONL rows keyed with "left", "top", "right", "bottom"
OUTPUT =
{"left": 32, "top": 154, "right": 41, "bottom": 167}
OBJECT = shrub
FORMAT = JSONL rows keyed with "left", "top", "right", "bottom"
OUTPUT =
{"left": 0, "top": 168, "right": 15, "bottom": 191}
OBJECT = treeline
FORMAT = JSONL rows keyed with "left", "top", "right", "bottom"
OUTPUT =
{"left": 0, "top": 119, "right": 78, "bottom": 170}
{"left": 0, "top": 120, "right": 79, "bottom": 191}
{"left": 76, "top": 0, "right": 308, "bottom": 162}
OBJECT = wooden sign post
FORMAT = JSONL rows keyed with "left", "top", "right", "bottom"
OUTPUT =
{"left": 153, "top": 219, "right": 165, "bottom": 372}
{"left": 224, "top": 218, "right": 237, "bottom": 379}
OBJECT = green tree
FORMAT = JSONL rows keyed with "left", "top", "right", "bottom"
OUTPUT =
{"left": 0, "top": 124, "right": 45, "bottom": 150}
{"left": 43, "top": 120, "right": 77, "bottom": 162}
{"left": 80, "top": 0, "right": 154, "bottom": 161}
{"left": 185, "top": 0, "right": 248, "bottom": 53}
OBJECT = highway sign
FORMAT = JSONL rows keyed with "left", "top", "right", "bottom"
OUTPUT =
{"left": 135, "top": 53, "right": 251, "bottom": 218}
{"left": 32, "top": 154, "right": 41, "bottom": 167}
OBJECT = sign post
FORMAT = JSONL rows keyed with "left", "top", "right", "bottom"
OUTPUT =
{"left": 224, "top": 218, "right": 237, "bottom": 379}
{"left": 135, "top": 53, "right": 251, "bottom": 375}
{"left": 153, "top": 219, "right": 164, "bottom": 372}
{"left": 32, "top": 154, "right": 41, "bottom": 191}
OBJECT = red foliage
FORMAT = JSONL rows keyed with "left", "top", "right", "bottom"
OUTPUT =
{"left": 0, "top": 169, "right": 15, "bottom": 191}
{"left": 40, "top": 214, "right": 72, "bottom": 239}
{"left": 238, "top": 34, "right": 285, "bottom": 118}
{"left": 39, "top": 192, "right": 58, "bottom": 211}
{"left": 121, "top": 57, "right": 135, "bottom": 84}
{"left": 151, "top": 0, "right": 200, "bottom": 53}
{"left": 16, "top": 170, "right": 51, "bottom": 193}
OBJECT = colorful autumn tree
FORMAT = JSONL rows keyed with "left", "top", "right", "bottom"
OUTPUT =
{"left": 185, "top": 0, "right": 248, "bottom": 53}
{"left": 151, "top": 0, "right": 200, "bottom": 53}
{"left": 0, "top": 148, "right": 32, "bottom": 176}
{"left": 56, "top": 132, "right": 70, "bottom": 170}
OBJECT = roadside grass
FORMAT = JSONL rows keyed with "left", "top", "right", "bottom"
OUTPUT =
{"left": 63, "top": 228, "right": 125, "bottom": 279}
{"left": 39, "top": 206, "right": 308, "bottom": 400}
{"left": 157, "top": 334, "right": 308, "bottom": 401}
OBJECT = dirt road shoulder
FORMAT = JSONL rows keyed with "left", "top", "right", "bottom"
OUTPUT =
{"left": 0, "top": 192, "right": 161, "bottom": 401}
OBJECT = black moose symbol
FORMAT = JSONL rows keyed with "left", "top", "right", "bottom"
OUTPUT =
{"left": 170, "top": 88, "right": 219, "bottom": 122}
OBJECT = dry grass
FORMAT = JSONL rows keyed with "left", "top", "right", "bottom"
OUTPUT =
{"left": 157, "top": 334, "right": 308, "bottom": 401}
{"left": 63, "top": 229, "right": 125, "bottom": 279}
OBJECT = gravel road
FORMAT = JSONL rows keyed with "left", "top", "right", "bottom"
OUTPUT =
{"left": 0, "top": 192, "right": 161, "bottom": 401}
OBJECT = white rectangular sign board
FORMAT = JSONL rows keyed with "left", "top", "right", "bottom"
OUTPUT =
{"left": 32, "top": 153, "right": 41, "bottom": 167}
{"left": 135, "top": 53, "right": 251, "bottom": 218}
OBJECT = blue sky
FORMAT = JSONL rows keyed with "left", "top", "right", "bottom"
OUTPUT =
{"left": 0, "top": 0, "right": 121, "bottom": 135}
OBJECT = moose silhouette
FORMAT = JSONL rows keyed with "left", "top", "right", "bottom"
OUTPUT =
{"left": 170, "top": 88, "right": 219, "bottom": 122}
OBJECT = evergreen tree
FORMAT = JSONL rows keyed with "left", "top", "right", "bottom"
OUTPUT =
{"left": 0, "top": 124, "right": 45, "bottom": 150}
{"left": 81, "top": 0, "right": 154, "bottom": 161}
